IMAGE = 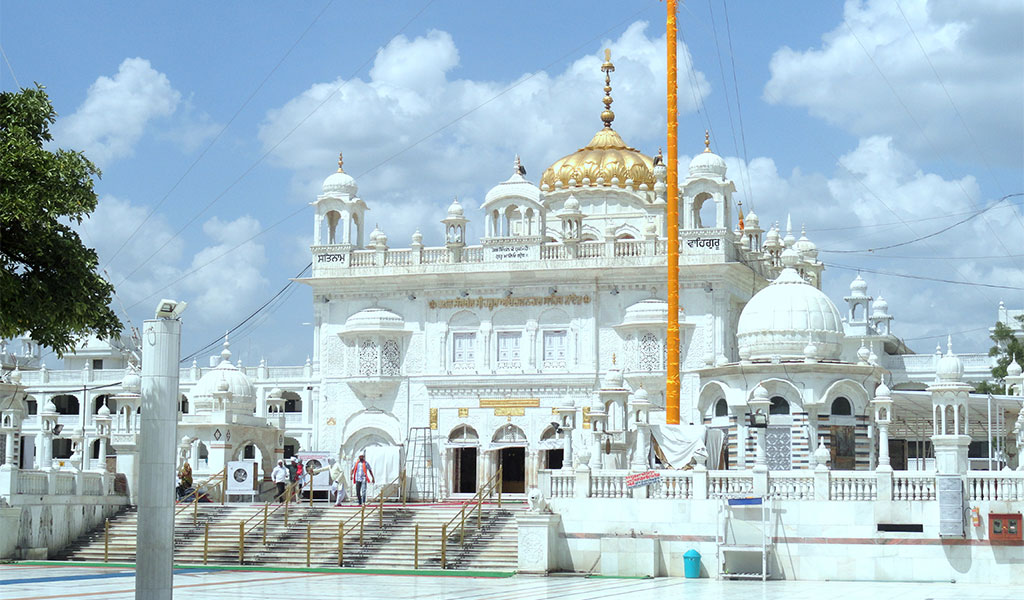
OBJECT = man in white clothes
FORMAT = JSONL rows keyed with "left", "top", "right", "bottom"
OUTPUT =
{"left": 271, "top": 459, "right": 289, "bottom": 502}
{"left": 350, "top": 453, "right": 374, "bottom": 505}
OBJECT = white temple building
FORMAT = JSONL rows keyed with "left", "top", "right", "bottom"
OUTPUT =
{"left": 1, "top": 53, "right": 1022, "bottom": 581}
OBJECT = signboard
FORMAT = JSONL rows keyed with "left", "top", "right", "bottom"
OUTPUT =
{"left": 486, "top": 244, "right": 530, "bottom": 261}
{"left": 297, "top": 451, "right": 333, "bottom": 488}
{"left": 226, "top": 461, "right": 255, "bottom": 494}
{"left": 626, "top": 470, "right": 662, "bottom": 489}
{"left": 937, "top": 474, "right": 965, "bottom": 538}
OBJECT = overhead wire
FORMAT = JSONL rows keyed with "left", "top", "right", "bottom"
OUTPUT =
{"left": 123, "top": 2, "right": 658, "bottom": 312}
{"left": 823, "top": 262, "right": 1024, "bottom": 292}
{"left": 720, "top": 0, "right": 754, "bottom": 211}
{"left": 102, "top": 0, "right": 340, "bottom": 274}
{"left": 0, "top": 43, "right": 19, "bottom": 88}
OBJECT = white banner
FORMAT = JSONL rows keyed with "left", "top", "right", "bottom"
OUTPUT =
{"left": 227, "top": 461, "right": 256, "bottom": 493}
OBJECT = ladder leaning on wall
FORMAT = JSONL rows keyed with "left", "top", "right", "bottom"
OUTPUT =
{"left": 407, "top": 427, "right": 437, "bottom": 502}
{"left": 716, "top": 496, "right": 772, "bottom": 581}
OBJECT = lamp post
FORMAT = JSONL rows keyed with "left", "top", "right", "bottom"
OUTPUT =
{"left": 748, "top": 386, "right": 770, "bottom": 472}
{"left": 39, "top": 398, "right": 58, "bottom": 470}
{"left": 93, "top": 401, "right": 112, "bottom": 472}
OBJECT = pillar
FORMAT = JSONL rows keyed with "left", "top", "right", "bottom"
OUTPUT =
{"left": 137, "top": 315, "right": 183, "bottom": 600}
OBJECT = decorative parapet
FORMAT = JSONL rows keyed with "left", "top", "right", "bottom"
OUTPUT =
{"left": 1, "top": 468, "right": 125, "bottom": 502}
{"left": 311, "top": 231, "right": 750, "bottom": 278}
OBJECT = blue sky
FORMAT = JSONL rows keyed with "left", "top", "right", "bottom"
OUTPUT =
{"left": 2, "top": 0, "right": 1022, "bottom": 367}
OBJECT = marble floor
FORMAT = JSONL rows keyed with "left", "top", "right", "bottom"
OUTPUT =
{"left": 0, "top": 564, "right": 1020, "bottom": 600}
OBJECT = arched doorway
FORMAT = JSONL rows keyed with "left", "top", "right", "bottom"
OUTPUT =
{"left": 492, "top": 424, "right": 527, "bottom": 494}
{"left": 448, "top": 425, "right": 479, "bottom": 494}
{"left": 539, "top": 425, "right": 563, "bottom": 469}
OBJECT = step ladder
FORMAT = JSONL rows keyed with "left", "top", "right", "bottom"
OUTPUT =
{"left": 716, "top": 496, "right": 772, "bottom": 581}
{"left": 407, "top": 427, "right": 437, "bottom": 501}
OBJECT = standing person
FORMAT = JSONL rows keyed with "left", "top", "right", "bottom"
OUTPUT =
{"left": 286, "top": 457, "right": 299, "bottom": 500}
{"left": 350, "top": 453, "right": 374, "bottom": 505}
{"left": 295, "top": 459, "right": 305, "bottom": 500}
{"left": 271, "top": 460, "right": 288, "bottom": 502}
{"left": 316, "top": 458, "right": 347, "bottom": 506}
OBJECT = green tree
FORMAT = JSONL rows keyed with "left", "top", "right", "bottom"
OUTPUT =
{"left": 1, "top": 85, "right": 121, "bottom": 356}
{"left": 974, "top": 314, "right": 1024, "bottom": 394}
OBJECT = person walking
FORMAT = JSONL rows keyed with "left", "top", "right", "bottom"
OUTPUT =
{"left": 350, "top": 453, "right": 374, "bottom": 505}
{"left": 271, "top": 459, "right": 289, "bottom": 502}
{"left": 286, "top": 457, "right": 299, "bottom": 500}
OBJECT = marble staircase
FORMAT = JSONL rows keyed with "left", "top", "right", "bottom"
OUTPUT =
{"left": 56, "top": 501, "right": 522, "bottom": 572}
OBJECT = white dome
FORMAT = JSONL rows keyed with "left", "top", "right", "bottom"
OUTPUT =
{"left": 620, "top": 298, "right": 682, "bottom": 327}
{"left": 632, "top": 387, "right": 649, "bottom": 402}
{"left": 1008, "top": 359, "right": 1022, "bottom": 377}
{"left": 875, "top": 381, "right": 891, "bottom": 398}
{"left": 563, "top": 195, "right": 580, "bottom": 212}
{"left": 936, "top": 338, "right": 964, "bottom": 382}
{"left": 191, "top": 340, "right": 256, "bottom": 413}
{"left": 736, "top": 266, "right": 845, "bottom": 360}
{"left": 795, "top": 228, "right": 817, "bottom": 259}
{"left": 342, "top": 307, "right": 405, "bottom": 334}
{"left": 688, "top": 150, "right": 727, "bottom": 179}
{"left": 322, "top": 171, "right": 358, "bottom": 198}
{"left": 122, "top": 366, "right": 141, "bottom": 394}
{"left": 872, "top": 296, "right": 889, "bottom": 316}
{"left": 447, "top": 198, "right": 464, "bottom": 217}
{"left": 97, "top": 401, "right": 111, "bottom": 416}
{"left": 482, "top": 160, "right": 541, "bottom": 210}
{"left": 745, "top": 210, "right": 759, "bottom": 228}
{"left": 602, "top": 367, "right": 624, "bottom": 389}
{"left": 849, "top": 275, "right": 868, "bottom": 297}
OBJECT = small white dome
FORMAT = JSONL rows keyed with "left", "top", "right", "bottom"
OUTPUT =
{"left": 875, "top": 381, "right": 891, "bottom": 398}
{"left": 633, "top": 387, "right": 649, "bottom": 403}
{"left": 620, "top": 298, "right": 682, "bottom": 328}
{"left": 447, "top": 198, "right": 464, "bottom": 217}
{"left": 857, "top": 345, "right": 871, "bottom": 364}
{"left": 563, "top": 195, "right": 580, "bottom": 212}
{"left": 753, "top": 385, "right": 768, "bottom": 401}
{"left": 745, "top": 210, "right": 759, "bottom": 228}
{"left": 872, "top": 296, "right": 889, "bottom": 316}
{"left": 411, "top": 229, "right": 423, "bottom": 244}
{"left": 850, "top": 275, "right": 868, "bottom": 297}
{"left": 688, "top": 150, "right": 727, "bottom": 179}
{"left": 1007, "top": 359, "right": 1022, "bottom": 377}
{"left": 794, "top": 227, "right": 818, "bottom": 260}
{"left": 602, "top": 367, "right": 624, "bottom": 389}
{"left": 122, "top": 366, "right": 141, "bottom": 394}
{"left": 44, "top": 398, "right": 57, "bottom": 413}
{"left": 736, "top": 264, "right": 844, "bottom": 361}
{"left": 764, "top": 226, "right": 781, "bottom": 248}
{"left": 96, "top": 401, "right": 111, "bottom": 416}
{"left": 322, "top": 152, "right": 357, "bottom": 197}
{"left": 192, "top": 339, "right": 256, "bottom": 413}
{"left": 936, "top": 338, "right": 964, "bottom": 382}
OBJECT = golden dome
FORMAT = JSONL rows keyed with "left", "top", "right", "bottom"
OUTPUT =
{"left": 540, "top": 49, "right": 655, "bottom": 191}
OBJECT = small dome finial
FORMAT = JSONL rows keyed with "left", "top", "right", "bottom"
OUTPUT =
{"left": 221, "top": 332, "right": 231, "bottom": 362}
{"left": 337, "top": 152, "right": 344, "bottom": 172}
{"left": 703, "top": 130, "right": 711, "bottom": 153}
{"left": 600, "top": 48, "right": 615, "bottom": 128}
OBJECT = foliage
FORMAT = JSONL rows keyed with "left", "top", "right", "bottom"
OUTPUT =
{"left": 0, "top": 85, "right": 122, "bottom": 356}
{"left": 973, "top": 314, "right": 1024, "bottom": 394}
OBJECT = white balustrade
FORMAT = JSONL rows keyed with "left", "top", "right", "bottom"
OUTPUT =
{"left": 350, "top": 251, "right": 376, "bottom": 267}
{"left": 384, "top": 249, "right": 412, "bottom": 266}
{"left": 83, "top": 475, "right": 104, "bottom": 496}
{"left": 613, "top": 240, "right": 645, "bottom": 257}
{"left": 462, "top": 247, "right": 484, "bottom": 262}
{"left": 967, "top": 473, "right": 1024, "bottom": 501}
{"left": 654, "top": 472, "right": 692, "bottom": 499}
{"left": 768, "top": 472, "right": 815, "bottom": 499}
{"left": 540, "top": 245, "right": 567, "bottom": 260}
{"left": 17, "top": 472, "right": 48, "bottom": 495}
{"left": 421, "top": 248, "right": 449, "bottom": 264}
{"left": 830, "top": 472, "right": 877, "bottom": 501}
{"left": 893, "top": 472, "right": 936, "bottom": 501}
{"left": 708, "top": 471, "right": 754, "bottom": 497}
{"left": 549, "top": 471, "right": 575, "bottom": 498}
{"left": 266, "top": 366, "right": 308, "bottom": 379}
{"left": 591, "top": 471, "right": 630, "bottom": 498}
{"left": 53, "top": 473, "right": 76, "bottom": 495}
{"left": 577, "top": 242, "right": 604, "bottom": 258}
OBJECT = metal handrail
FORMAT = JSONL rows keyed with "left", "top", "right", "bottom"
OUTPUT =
{"left": 339, "top": 470, "right": 405, "bottom": 540}
{"left": 174, "top": 467, "right": 226, "bottom": 518}
{"left": 243, "top": 479, "right": 301, "bottom": 537}
{"left": 442, "top": 465, "right": 502, "bottom": 533}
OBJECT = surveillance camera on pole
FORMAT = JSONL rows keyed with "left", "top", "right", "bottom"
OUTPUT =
{"left": 137, "top": 299, "right": 186, "bottom": 600}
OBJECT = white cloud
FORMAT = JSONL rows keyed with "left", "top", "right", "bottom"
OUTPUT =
{"left": 764, "top": 0, "right": 1024, "bottom": 165}
{"left": 57, "top": 58, "right": 180, "bottom": 166}
{"left": 181, "top": 216, "right": 269, "bottom": 324}
{"left": 258, "top": 22, "right": 710, "bottom": 245}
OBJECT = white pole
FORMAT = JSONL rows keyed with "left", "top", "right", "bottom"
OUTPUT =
{"left": 137, "top": 315, "right": 183, "bottom": 600}
{"left": 987, "top": 393, "right": 992, "bottom": 471}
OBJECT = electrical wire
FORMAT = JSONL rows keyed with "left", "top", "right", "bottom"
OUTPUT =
{"left": 0, "top": 43, "right": 19, "bottom": 88}
{"left": 823, "top": 262, "right": 1024, "bottom": 291}
{"left": 819, "top": 192, "right": 1022, "bottom": 254}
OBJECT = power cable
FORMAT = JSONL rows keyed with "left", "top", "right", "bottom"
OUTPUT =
{"left": 112, "top": 0, "right": 435, "bottom": 289}
{"left": 823, "top": 262, "right": 1024, "bottom": 291}
{"left": 0, "top": 44, "right": 19, "bottom": 88}
{"left": 102, "top": 0, "right": 339, "bottom": 273}
{"left": 720, "top": 0, "right": 754, "bottom": 211}
{"left": 820, "top": 192, "right": 1021, "bottom": 254}
{"left": 123, "top": 3, "right": 656, "bottom": 310}
{"left": 893, "top": 0, "right": 1024, "bottom": 235}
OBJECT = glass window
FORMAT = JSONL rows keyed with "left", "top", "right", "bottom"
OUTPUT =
{"left": 453, "top": 332, "right": 475, "bottom": 364}
{"left": 714, "top": 398, "right": 728, "bottom": 417}
{"left": 831, "top": 397, "right": 852, "bottom": 416}
{"left": 497, "top": 332, "right": 521, "bottom": 363}
{"left": 543, "top": 330, "right": 567, "bottom": 362}
{"left": 769, "top": 396, "right": 790, "bottom": 415}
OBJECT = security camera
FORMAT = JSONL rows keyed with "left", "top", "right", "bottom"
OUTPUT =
{"left": 155, "top": 299, "right": 188, "bottom": 319}
{"left": 52, "top": 424, "right": 64, "bottom": 436}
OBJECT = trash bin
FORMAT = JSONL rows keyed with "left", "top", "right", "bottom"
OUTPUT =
{"left": 683, "top": 549, "right": 701, "bottom": 578}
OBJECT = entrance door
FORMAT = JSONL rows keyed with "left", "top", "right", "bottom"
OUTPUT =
{"left": 830, "top": 425, "right": 856, "bottom": 470}
{"left": 498, "top": 447, "right": 526, "bottom": 493}
{"left": 453, "top": 447, "right": 477, "bottom": 493}
{"left": 545, "top": 449, "right": 564, "bottom": 470}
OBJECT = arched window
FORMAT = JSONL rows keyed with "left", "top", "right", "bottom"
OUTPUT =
{"left": 831, "top": 397, "right": 852, "bottom": 416}
{"left": 26, "top": 398, "right": 38, "bottom": 416}
{"left": 714, "top": 398, "right": 728, "bottom": 417}
{"left": 243, "top": 444, "right": 256, "bottom": 460}
{"left": 52, "top": 394, "right": 79, "bottom": 415}
{"left": 179, "top": 396, "right": 189, "bottom": 414}
{"left": 769, "top": 396, "right": 790, "bottom": 415}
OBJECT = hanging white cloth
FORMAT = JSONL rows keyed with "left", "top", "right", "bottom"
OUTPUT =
{"left": 648, "top": 424, "right": 709, "bottom": 469}
{"left": 705, "top": 428, "right": 725, "bottom": 470}
{"left": 362, "top": 445, "right": 400, "bottom": 498}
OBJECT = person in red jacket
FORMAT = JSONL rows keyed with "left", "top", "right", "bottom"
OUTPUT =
{"left": 350, "top": 453, "right": 374, "bottom": 505}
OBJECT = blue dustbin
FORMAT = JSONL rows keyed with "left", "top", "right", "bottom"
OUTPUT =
{"left": 683, "top": 549, "right": 701, "bottom": 578}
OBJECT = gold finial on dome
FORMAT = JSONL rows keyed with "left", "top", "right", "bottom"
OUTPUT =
{"left": 337, "top": 152, "right": 344, "bottom": 172}
{"left": 601, "top": 48, "right": 615, "bottom": 128}
{"left": 703, "top": 130, "right": 711, "bottom": 153}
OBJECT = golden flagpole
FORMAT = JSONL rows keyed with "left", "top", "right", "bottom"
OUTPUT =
{"left": 666, "top": 0, "right": 681, "bottom": 424}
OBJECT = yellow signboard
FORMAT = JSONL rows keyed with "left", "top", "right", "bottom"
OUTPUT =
{"left": 479, "top": 398, "right": 540, "bottom": 408}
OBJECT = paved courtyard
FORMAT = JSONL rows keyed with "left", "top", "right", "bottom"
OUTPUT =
{"left": 0, "top": 564, "right": 1020, "bottom": 600}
